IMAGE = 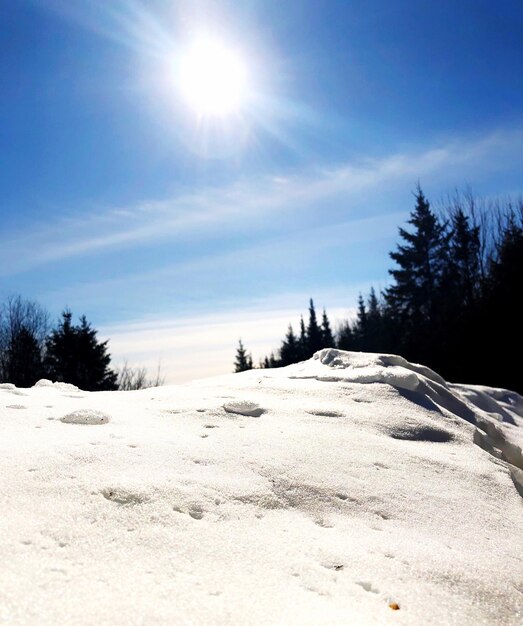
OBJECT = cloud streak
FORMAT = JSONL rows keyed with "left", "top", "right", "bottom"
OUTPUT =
{"left": 3, "top": 127, "right": 522, "bottom": 277}
{"left": 101, "top": 296, "right": 360, "bottom": 383}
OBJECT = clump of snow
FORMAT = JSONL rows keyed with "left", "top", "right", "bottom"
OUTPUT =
{"left": 1, "top": 349, "right": 522, "bottom": 625}
{"left": 223, "top": 400, "right": 265, "bottom": 417}
{"left": 34, "top": 379, "right": 80, "bottom": 392}
{"left": 0, "top": 382, "right": 16, "bottom": 390}
{"left": 33, "top": 379, "right": 54, "bottom": 387}
{"left": 60, "top": 409, "right": 110, "bottom": 425}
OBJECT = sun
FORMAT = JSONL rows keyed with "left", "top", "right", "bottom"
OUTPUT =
{"left": 178, "top": 36, "right": 248, "bottom": 117}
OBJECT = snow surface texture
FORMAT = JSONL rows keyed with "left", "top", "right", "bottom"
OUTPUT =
{"left": 0, "top": 349, "right": 522, "bottom": 625}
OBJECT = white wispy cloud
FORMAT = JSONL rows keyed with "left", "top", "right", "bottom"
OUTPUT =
{"left": 37, "top": 208, "right": 404, "bottom": 314}
{"left": 4, "top": 127, "right": 522, "bottom": 277}
{"left": 100, "top": 293, "right": 361, "bottom": 383}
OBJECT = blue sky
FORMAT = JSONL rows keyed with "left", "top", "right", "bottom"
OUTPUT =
{"left": 2, "top": 0, "right": 523, "bottom": 381}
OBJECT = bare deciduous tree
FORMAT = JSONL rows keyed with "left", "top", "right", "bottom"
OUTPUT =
{"left": 0, "top": 295, "right": 50, "bottom": 382}
{"left": 116, "top": 360, "right": 165, "bottom": 391}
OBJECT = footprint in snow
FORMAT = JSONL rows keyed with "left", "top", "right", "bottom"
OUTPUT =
{"left": 102, "top": 488, "right": 147, "bottom": 505}
{"left": 355, "top": 581, "right": 380, "bottom": 594}
{"left": 223, "top": 400, "right": 265, "bottom": 417}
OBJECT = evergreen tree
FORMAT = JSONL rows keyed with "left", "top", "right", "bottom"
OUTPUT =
{"left": 386, "top": 187, "right": 449, "bottom": 326}
{"left": 234, "top": 339, "right": 253, "bottom": 372}
{"left": 298, "top": 316, "right": 308, "bottom": 360}
{"left": 385, "top": 187, "right": 449, "bottom": 365}
{"left": 481, "top": 212, "right": 523, "bottom": 391}
{"left": 321, "top": 309, "right": 335, "bottom": 348}
{"left": 6, "top": 325, "right": 43, "bottom": 387}
{"left": 353, "top": 294, "right": 368, "bottom": 349}
{"left": 44, "top": 311, "right": 117, "bottom": 391}
{"left": 447, "top": 208, "right": 482, "bottom": 307}
{"left": 261, "top": 355, "right": 271, "bottom": 369}
{"left": 365, "top": 288, "right": 383, "bottom": 352}
{"left": 279, "top": 325, "right": 300, "bottom": 366}
{"left": 436, "top": 208, "right": 483, "bottom": 381}
{"left": 336, "top": 321, "right": 355, "bottom": 350}
{"left": 306, "top": 299, "right": 323, "bottom": 356}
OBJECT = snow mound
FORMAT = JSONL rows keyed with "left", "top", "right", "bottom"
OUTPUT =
{"left": 60, "top": 409, "right": 110, "bottom": 425}
{"left": 303, "top": 348, "right": 446, "bottom": 389}
{"left": 284, "top": 349, "right": 523, "bottom": 481}
{"left": 223, "top": 400, "right": 265, "bottom": 417}
{"left": 0, "top": 383, "right": 16, "bottom": 390}
{"left": 2, "top": 350, "right": 523, "bottom": 625}
{"left": 34, "top": 379, "right": 80, "bottom": 392}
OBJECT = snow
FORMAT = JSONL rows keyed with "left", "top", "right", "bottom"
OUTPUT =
{"left": 0, "top": 349, "right": 522, "bottom": 625}
{"left": 60, "top": 409, "right": 111, "bottom": 425}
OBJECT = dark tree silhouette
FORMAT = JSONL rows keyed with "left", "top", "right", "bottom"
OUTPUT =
{"left": 321, "top": 309, "right": 335, "bottom": 348}
{"left": 353, "top": 294, "right": 368, "bottom": 350}
{"left": 44, "top": 311, "right": 117, "bottom": 391}
{"left": 336, "top": 320, "right": 355, "bottom": 350}
{"left": 385, "top": 187, "right": 450, "bottom": 366}
{"left": 481, "top": 209, "right": 523, "bottom": 391}
{"left": 386, "top": 188, "right": 449, "bottom": 325}
{"left": 279, "top": 325, "right": 300, "bottom": 366}
{"left": 447, "top": 208, "right": 482, "bottom": 308}
{"left": 6, "top": 326, "right": 43, "bottom": 387}
{"left": 298, "top": 316, "right": 307, "bottom": 360}
{"left": 0, "top": 295, "right": 49, "bottom": 384}
{"left": 234, "top": 339, "right": 253, "bottom": 372}
{"left": 306, "top": 299, "right": 323, "bottom": 357}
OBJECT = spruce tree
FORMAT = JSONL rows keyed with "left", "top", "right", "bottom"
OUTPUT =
{"left": 353, "top": 294, "right": 368, "bottom": 350}
{"left": 447, "top": 208, "right": 481, "bottom": 308}
{"left": 321, "top": 309, "right": 335, "bottom": 349}
{"left": 336, "top": 321, "right": 355, "bottom": 350}
{"left": 385, "top": 187, "right": 449, "bottom": 365}
{"left": 234, "top": 339, "right": 253, "bottom": 372}
{"left": 386, "top": 187, "right": 449, "bottom": 325}
{"left": 279, "top": 325, "right": 300, "bottom": 366}
{"left": 306, "top": 299, "right": 323, "bottom": 356}
{"left": 298, "top": 316, "right": 307, "bottom": 360}
{"left": 482, "top": 213, "right": 523, "bottom": 391}
{"left": 44, "top": 311, "right": 117, "bottom": 391}
{"left": 365, "top": 288, "right": 383, "bottom": 352}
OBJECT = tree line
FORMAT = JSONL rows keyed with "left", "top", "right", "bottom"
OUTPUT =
{"left": 235, "top": 188, "right": 523, "bottom": 393}
{"left": 0, "top": 297, "right": 162, "bottom": 390}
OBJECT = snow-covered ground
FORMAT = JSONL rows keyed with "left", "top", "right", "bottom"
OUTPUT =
{"left": 1, "top": 349, "right": 522, "bottom": 625}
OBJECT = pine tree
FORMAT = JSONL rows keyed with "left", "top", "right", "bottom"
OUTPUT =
{"left": 261, "top": 355, "right": 271, "bottom": 369}
{"left": 306, "top": 299, "right": 323, "bottom": 356}
{"left": 386, "top": 187, "right": 449, "bottom": 326}
{"left": 365, "top": 288, "right": 383, "bottom": 352}
{"left": 481, "top": 212, "right": 523, "bottom": 392}
{"left": 353, "top": 294, "right": 368, "bottom": 349}
{"left": 44, "top": 310, "right": 117, "bottom": 391}
{"left": 279, "top": 325, "right": 300, "bottom": 366}
{"left": 447, "top": 208, "right": 481, "bottom": 308}
{"left": 321, "top": 309, "right": 335, "bottom": 348}
{"left": 298, "top": 316, "right": 307, "bottom": 360}
{"left": 234, "top": 339, "right": 253, "bottom": 372}
{"left": 336, "top": 320, "right": 355, "bottom": 350}
{"left": 385, "top": 187, "right": 450, "bottom": 366}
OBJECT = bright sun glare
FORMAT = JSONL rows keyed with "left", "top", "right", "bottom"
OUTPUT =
{"left": 178, "top": 37, "right": 248, "bottom": 117}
